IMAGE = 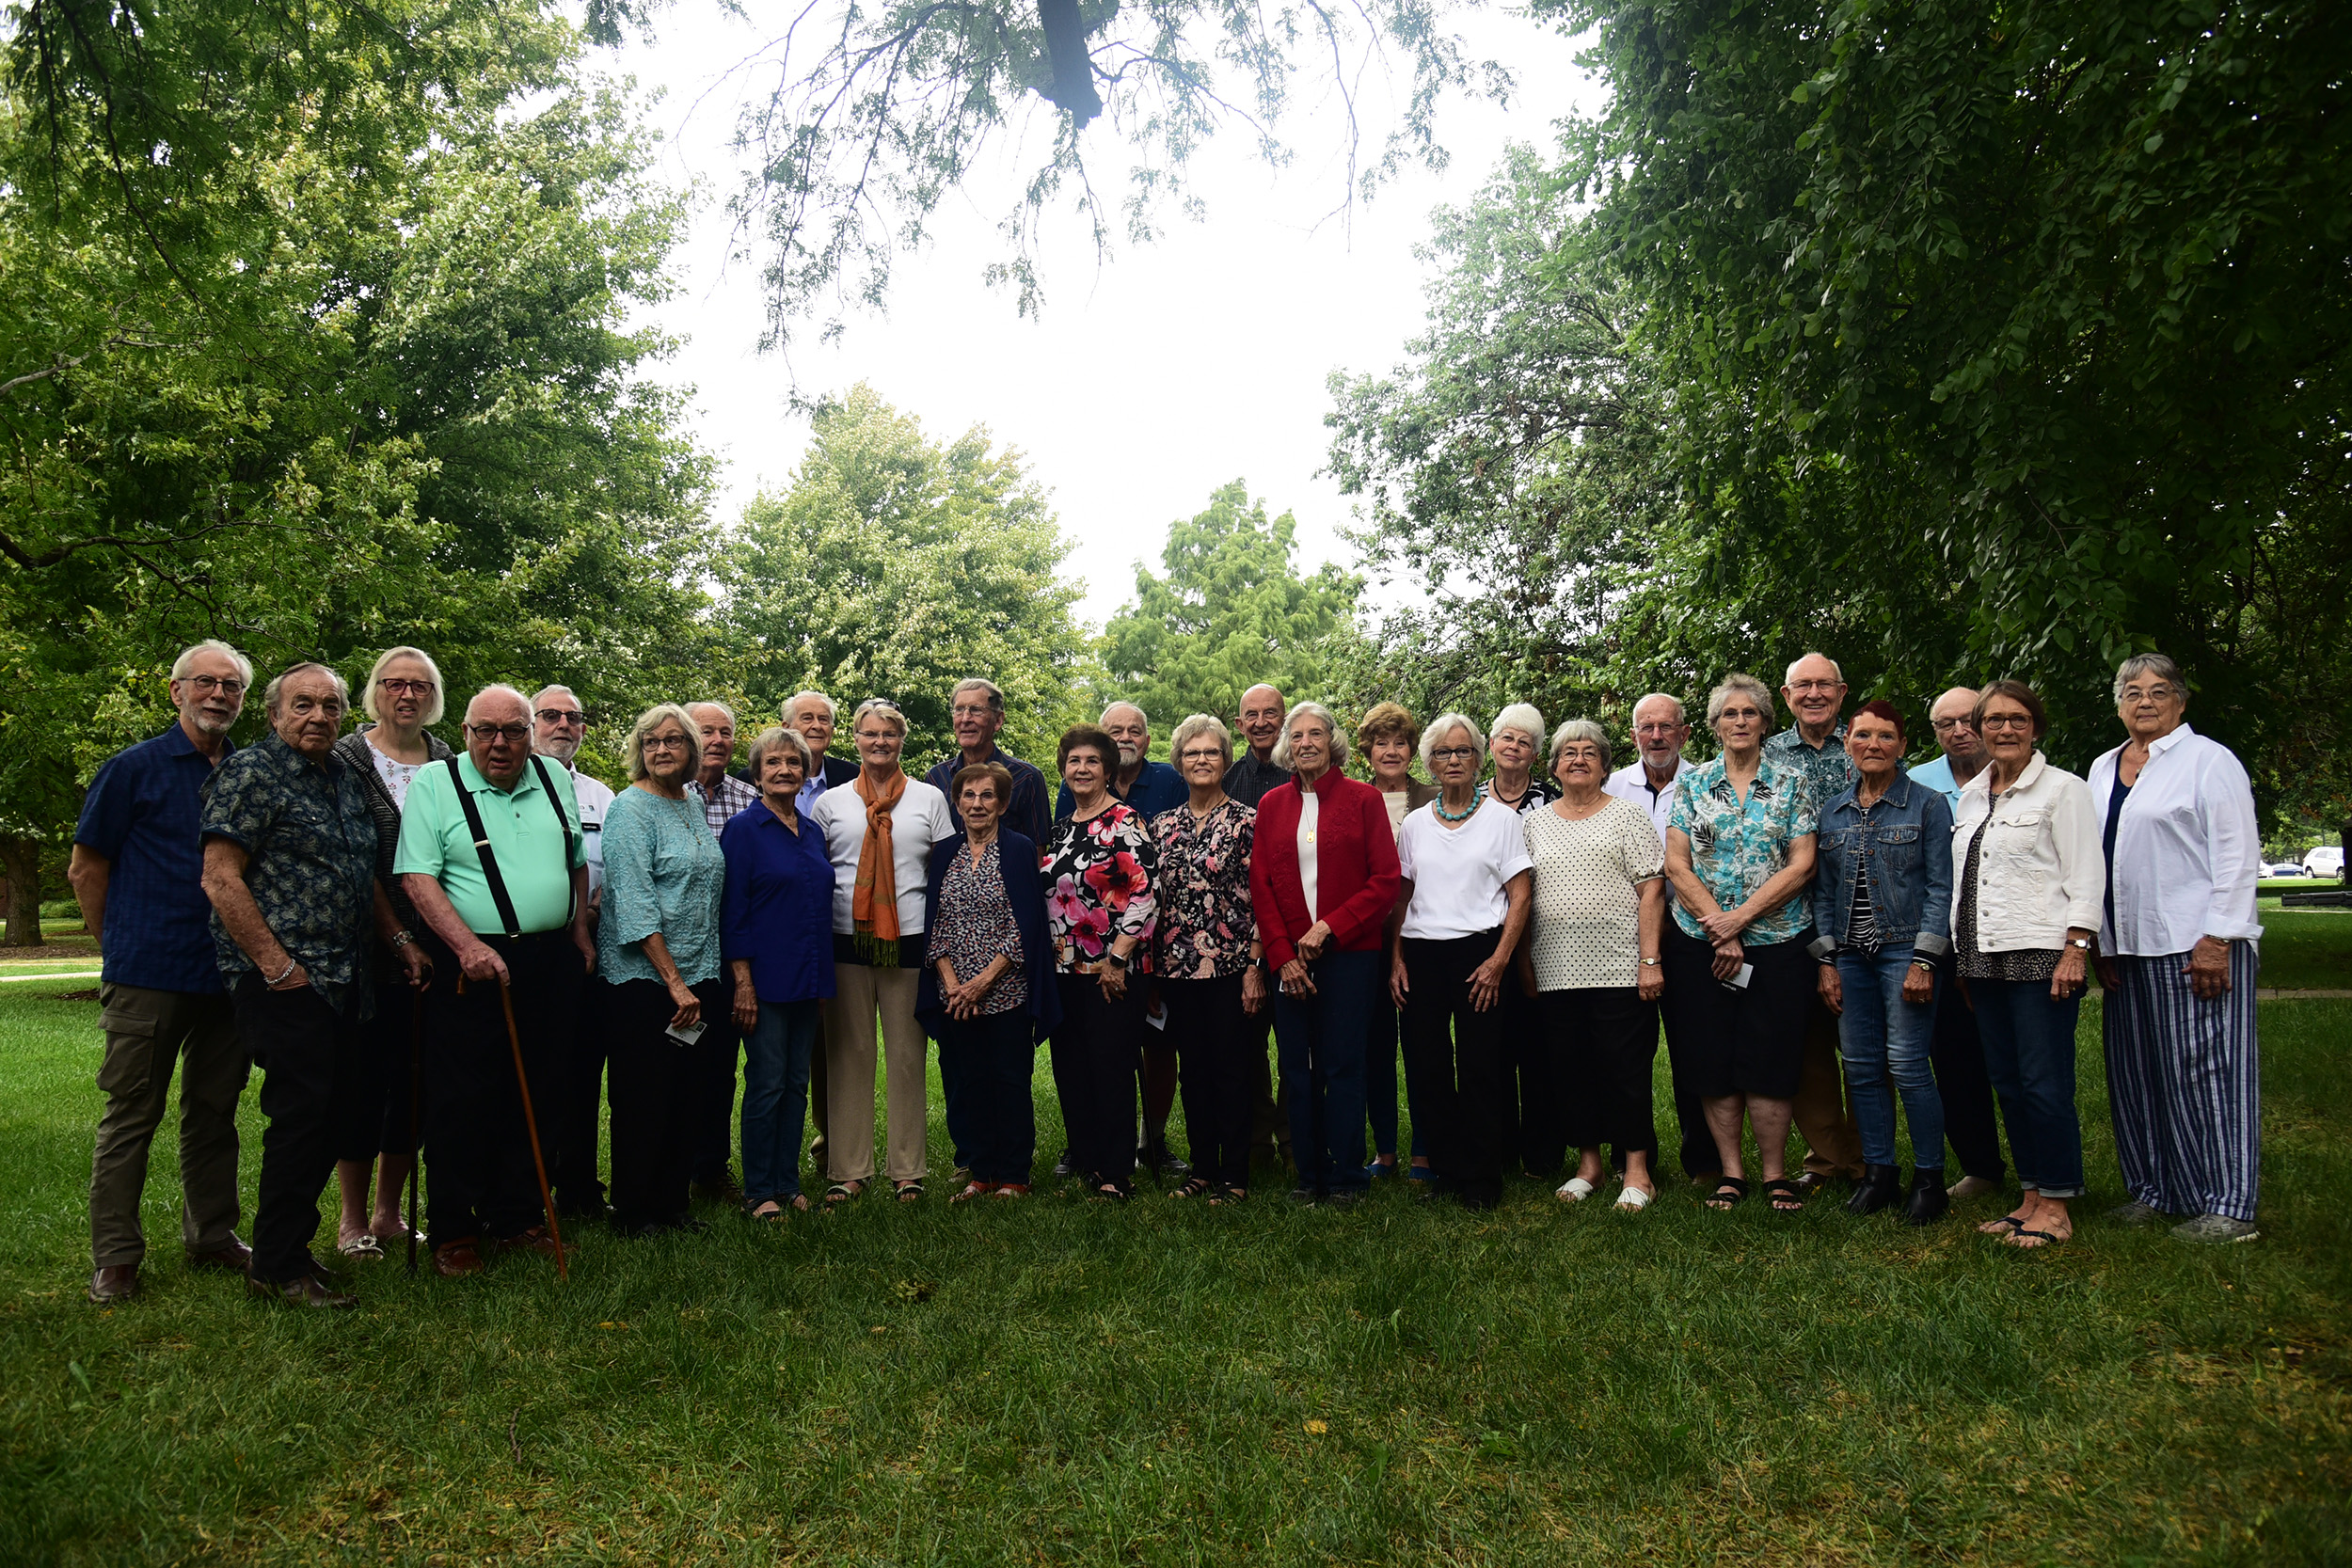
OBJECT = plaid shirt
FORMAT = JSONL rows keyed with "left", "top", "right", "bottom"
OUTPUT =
{"left": 689, "top": 771, "right": 760, "bottom": 836}
{"left": 75, "top": 724, "right": 240, "bottom": 993}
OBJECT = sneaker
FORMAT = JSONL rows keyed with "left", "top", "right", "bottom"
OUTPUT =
{"left": 1053, "top": 1153, "right": 1074, "bottom": 1178}
{"left": 2171, "top": 1212, "right": 2259, "bottom": 1244}
{"left": 2108, "top": 1199, "right": 2166, "bottom": 1227}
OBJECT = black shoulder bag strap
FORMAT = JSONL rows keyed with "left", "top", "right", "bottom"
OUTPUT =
{"left": 444, "top": 757, "right": 580, "bottom": 940}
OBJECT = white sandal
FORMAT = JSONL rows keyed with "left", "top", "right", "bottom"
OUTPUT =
{"left": 337, "top": 1233, "right": 385, "bottom": 1259}
{"left": 1613, "top": 1185, "right": 1654, "bottom": 1212}
{"left": 1555, "top": 1176, "right": 1600, "bottom": 1203}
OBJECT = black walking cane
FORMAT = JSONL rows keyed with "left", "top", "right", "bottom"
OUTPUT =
{"left": 405, "top": 986, "right": 425, "bottom": 1276}
{"left": 495, "top": 975, "right": 566, "bottom": 1281}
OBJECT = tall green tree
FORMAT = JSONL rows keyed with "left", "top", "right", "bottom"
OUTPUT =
{"left": 713, "top": 386, "right": 1094, "bottom": 769}
{"left": 1099, "top": 482, "right": 1359, "bottom": 741}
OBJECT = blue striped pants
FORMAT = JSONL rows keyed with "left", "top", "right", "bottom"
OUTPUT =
{"left": 2103, "top": 944, "right": 2261, "bottom": 1222}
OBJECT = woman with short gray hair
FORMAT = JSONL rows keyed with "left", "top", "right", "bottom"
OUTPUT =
{"left": 1485, "top": 703, "right": 1557, "bottom": 816}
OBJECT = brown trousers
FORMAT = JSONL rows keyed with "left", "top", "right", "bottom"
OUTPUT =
{"left": 820, "top": 965, "right": 930, "bottom": 1185}
{"left": 1793, "top": 997, "right": 1865, "bottom": 1177}
{"left": 88, "top": 983, "right": 249, "bottom": 1269}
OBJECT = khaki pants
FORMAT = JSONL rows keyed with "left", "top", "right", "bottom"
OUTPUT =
{"left": 1794, "top": 999, "right": 1865, "bottom": 1178}
{"left": 821, "top": 965, "right": 929, "bottom": 1185}
{"left": 807, "top": 1012, "right": 830, "bottom": 1165}
{"left": 88, "top": 983, "right": 249, "bottom": 1269}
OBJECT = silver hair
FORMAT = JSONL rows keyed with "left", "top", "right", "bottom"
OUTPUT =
{"left": 1489, "top": 702, "right": 1547, "bottom": 749}
{"left": 747, "top": 725, "right": 814, "bottom": 782}
{"left": 1168, "top": 713, "right": 1234, "bottom": 768}
{"left": 624, "top": 703, "right": 701, "bottom": 783}
{"left": 1272, "top": 701, "right": 1350, "bottom": 770}
{"left": 784, "top": 689, "right": 837, "bottom": 722}
{"left": 1549, "top": 718, "right": 1612, "bottom": 770}
{"left": 169, "top": 638, "right": 253, "bottom": 689}
{"left": 850, "top": 697, "right": 908, "bottom": 736}
{"left": 532, "top": 683, "right": 580, "bottom": 709}
{"left": 363, "top": 646, "right": 446, "bottom": 726}
{"left": 465, "top": 684, "right": 532, "bottom": 722}
{"left": 1100, "top": 700, "right": 1149, "bottom": 730}
{"left": 2112, "top": 652, "right": 2185, "bottom": 703}
{"left": 952, "top": 677, "right": 1005, "bottom": 712}
{"left": 1420, "top": 712, "right": 1486, "bottom": 772}
{"left": 689, "top": 698, "right": 738, "bottom": 728}
{"left": 262, "top": 662, "right": 350, "bottom": 716}
{"left": 1706, "top": 673, "right": 1777, "bottom": 733}
{"left": 1783, "top": 652, "right": 1845, "bottom": 687}
{"left": 1631, "top": 692, "right": 1687, "bottom": 725}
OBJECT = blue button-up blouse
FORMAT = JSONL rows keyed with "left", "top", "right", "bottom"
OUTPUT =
{"left": 719, "top": 800, "right": 837, "bottom": 1005}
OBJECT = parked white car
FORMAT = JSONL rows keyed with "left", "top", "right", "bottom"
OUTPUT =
{"left": 2304, "top": 846, "right": 2344, "bottom": 879}
{"left": 2264, "top": 862, "right": 2308, "bottom": 878}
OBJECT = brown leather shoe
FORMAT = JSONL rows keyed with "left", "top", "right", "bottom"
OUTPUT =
{"left": 432, "top": 1240, "right": 485, "bottom": 1278}
{"left": 187, "top": 1238, "right": 254, "bottom": 1273}
{"left": 88, "top": 1264, "right": 139, "bottom": 1304}
{"left": 498, "top": 1225, "right": 577, "bottom": 1262}
{"left": 247, "top": 1271, "right": 358, "bottom": 1309}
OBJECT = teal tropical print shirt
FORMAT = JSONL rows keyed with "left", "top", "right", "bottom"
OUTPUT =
{"left": 1666, "top": 754, "right": 1820, "bottom": 945}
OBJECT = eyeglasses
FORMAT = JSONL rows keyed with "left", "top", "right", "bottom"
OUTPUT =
{"left": 1930, "top": 717, "right": 1975, "bottom": 733}
{"left": 1716, "top": 706, "right": 1765, "bottom": 722}
{"left": 643, "top": 734, "right": 691, "bottom": 752}
{"left": 178, "top": 673, "right": 246, "bottom": 696}
{"left": 377, "top": 678, "right": 437, "bottom": 697}
{"left": 1788, "top": 679, "right": 1843, "bottom": 694}
{"left": 467, "top": 722, "right": 532, "bottom": 743}
{"left": 2120, "top": 684, "right": 2177, "bottom": 704}
{"left": 535, "top": 708, "right": 588, "bottom": 727}
{"left": 1979, "top": 714, "right": 2035, "bottom": 732}
{"left": 1178, "top": 747, "right": 1227, "bottom": 764}
{"left": 1633, "top": 723, "right": 1684, "bottom": 737}
{"left": 950, "top": 705, "right": 996, "bottom": 721}
{"left": 1429, "top": 746, "right": 1480, "bottom": 762}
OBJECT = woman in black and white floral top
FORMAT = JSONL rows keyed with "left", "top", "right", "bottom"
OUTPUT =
{"left": 1151, "top": 715, "right": 1266, "bottom": 1202}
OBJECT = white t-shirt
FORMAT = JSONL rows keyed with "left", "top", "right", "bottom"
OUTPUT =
{"left": 811, "top": 777, "right": 955, "bottom": 936}
{"left": 1395, "top": 795, "right": 1534, "bottom": 942}
{"left": 566, "top": 764, "right": 616, "bottom": 896}
{"left": 369, "top": 746, "right": 423, "bottom": 811}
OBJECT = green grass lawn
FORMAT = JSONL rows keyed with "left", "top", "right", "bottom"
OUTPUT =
{"left": 3, "top": 977, "right": 2348, "bottom": 1566}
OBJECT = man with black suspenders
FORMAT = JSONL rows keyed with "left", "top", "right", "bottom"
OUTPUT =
{"left": 395, "top": 686, "right": 596, "bottom": 1278}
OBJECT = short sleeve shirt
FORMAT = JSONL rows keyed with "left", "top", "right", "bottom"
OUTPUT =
{"left": 1043, "top": 804, "right": 1159, "bottom": 973}
{"left": 198, "top": 732, "right": 379, "bottom": 995}
{"left": 1763, "top": 723, "right": 1854, "bottom": 809}
{"left": 75, "top": 725, "right": 236, "bottom": 993}
{"left": 1524, "top": 797, "right": 1663, "bottom": 990}
{"left": 1395, "top": 795, "right": 1535, "bottom": 942}
{"left": 1149, "top": 800, "right": 1257, "bottom": 980}
{"left": 393, "top": 755, "right": 586, "bottom": 936}
{"left": 1667, "top": 755, "right": 1818, "bottom": 945}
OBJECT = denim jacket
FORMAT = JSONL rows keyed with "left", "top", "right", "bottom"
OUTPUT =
{"left": 1806, "top": 766, "right": 1954, "bottom": 960}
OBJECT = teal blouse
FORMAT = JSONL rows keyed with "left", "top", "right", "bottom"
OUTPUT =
{"left": 598, "top": 786, "right": 726, "bottom": 987}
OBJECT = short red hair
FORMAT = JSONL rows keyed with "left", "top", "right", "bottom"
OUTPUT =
{"left": 1851, "top": 699, "right": 1907, "bottom": 744}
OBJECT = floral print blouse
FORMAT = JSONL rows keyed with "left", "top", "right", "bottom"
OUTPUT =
{"left": 1042, "top": 803, "right": 1158, "bottom": 974}
{"left": 1666, "top": 754, "right": 1819, "bottom": 946}
{"left": 926, "top": 839, "right": 1028, "bottom": 1015}
{"left": 1149, "top": 800, "right": 1257, "bottom": 980}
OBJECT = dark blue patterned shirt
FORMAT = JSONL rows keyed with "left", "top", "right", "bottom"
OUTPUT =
{"left": 199, "top": 731, "right": 380, "bottom": 1001}
{"left": 75, "top": 724, "right": 239, "bottom": 993}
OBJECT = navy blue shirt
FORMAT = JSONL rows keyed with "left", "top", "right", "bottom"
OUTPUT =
{"left": 924, "top": 745, "right": 1052, "bottom": 851}
{"left": 1057, "top": 758, "right": 1186, "bottom": 823}
{"left": 75, "top": 723, "right": 238, "bottom": 993}
{"left": 719, "top": 801, "right": 838, "bottom": 1006}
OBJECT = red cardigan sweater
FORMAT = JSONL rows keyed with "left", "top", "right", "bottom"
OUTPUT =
{"left": 1249, "top": 768, "right": 1402, "bottom": 971}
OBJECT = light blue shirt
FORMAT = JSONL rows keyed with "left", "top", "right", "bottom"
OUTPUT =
{"left": 597, "top": 787, "right": 725, "bottom": 987}
{"left": 1909, "top": 754, "right": 1962, "bottom": 810}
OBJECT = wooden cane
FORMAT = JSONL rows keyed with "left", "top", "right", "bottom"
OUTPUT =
{"left": 405, "top": 986, "right": 424, "bottom": 1277}
{"left": 497, "top": 976, "right": 566, "bottom": 1280}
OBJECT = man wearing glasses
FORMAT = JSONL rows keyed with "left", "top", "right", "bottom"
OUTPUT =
{"left": 72, "top": 640, "right": 260, "bottom": 1305}
{"left": 532, "top": 686, "right": 617, "bottom": 1219}
{"left": 1763, "top": 653, "right": 1867, "bottom": 1193}
{"left": 396, "top": 686, "right": 594, "bottom": 1277}
{"left": 1908, "top": 687, "right": 1991, "bottom": 810}
{"left": 921, "top": 678, "right": 1050, "bottom": 847}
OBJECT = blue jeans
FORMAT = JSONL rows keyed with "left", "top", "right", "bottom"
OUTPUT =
{"left": 1834, "top": 948, "right": 1945, "bottom": 1169}
{"left": 741, "top": 999, "right": 818, "bottom": 1204}
{"left": 1364, "top": 992, "right": 1427, "bottom": 1161}
{"left": 1274, "top": 948, "right": 1375, "bottom": 1195}
{"left": 1971, "top": 977, "right": 2085, "bottom": 1198}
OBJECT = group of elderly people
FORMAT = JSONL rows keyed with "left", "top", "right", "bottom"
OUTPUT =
{"left": 72, "top": 640, "right": 2269, "bottom": 1307}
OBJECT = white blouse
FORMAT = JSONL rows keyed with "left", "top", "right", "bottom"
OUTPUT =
{"left": 1395, "top": 796, "right": 1534, "bottom": 942}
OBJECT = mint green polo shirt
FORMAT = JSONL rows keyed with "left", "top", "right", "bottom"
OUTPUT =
{"left": 393, "top": 755, "right": 586, "bottom": 936}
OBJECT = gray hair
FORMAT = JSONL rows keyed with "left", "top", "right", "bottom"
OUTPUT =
{"left": 532, "top": 683, "right": 581, "bottom": 708}
{"left": 784, "top": 689, "right": 837, "bottom": 722}
{"left": 625, "top": 703, "right": 701, "bottom": 783}
{"left": 363, "top": 645, "right": 446, "bottom": 726}
{"left": 169, "top": 638, "right": 253, "bottom": 689}
{"left": 1489, "top": 702, "right": 1547, "bottom": 749}
{"left": 849, "top": 697, "right": 908, "bottom": 736}
{"left": 689, "top": 699, "right": 737, "bottom": 728}
{"left": 2112, "top": 652, "right": 2185, "bottom": 703}
{"left": 951, "top": 678, "right": 1005, "bottom": 712}
{"left": 262, "top": 662, "right": 350, "bottom": 716}
{"left": 1549, "top": 718, "right": 1612, "bottom": 770}
{"left": 1272, "top": 701, "right": 1350, "bottom": 769}
{"left": 1168, "top": 713, "right": 1233, "bottom": 768}
{"left": 465, "top": 684, "right": 532, "bottom": 722}
{"left": 1631, "top": 692, "right": 1687, "bottom": 726}
{"left": 1420, "top": 712, "right": 1486, "bottom": 772}
{"left": 1783, "top": 652, "right": 1845, "bottom": 687}
{"left": 1100, "top": 701, "right": 1149, "bottom": 730}
{"left": 1706, "top": 673, "right": 1776, "bottom": 733}
{"left": 747, "top": 725, "right": 814, "bottom": 782}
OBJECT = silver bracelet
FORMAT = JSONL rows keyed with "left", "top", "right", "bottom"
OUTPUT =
{"left": 267, "top": 957, "right": 299, "bottom": 987}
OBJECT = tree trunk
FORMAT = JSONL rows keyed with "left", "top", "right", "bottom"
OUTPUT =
{"left": 0, "top": 835, "right": 42, "bottom": 947}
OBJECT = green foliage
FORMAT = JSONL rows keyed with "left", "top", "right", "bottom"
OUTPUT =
{"left": 1098, "top": 481, "right": 1360, "bottom": 744}
{"left": 713, "top": 386, "right": 1095, "bottom": 769}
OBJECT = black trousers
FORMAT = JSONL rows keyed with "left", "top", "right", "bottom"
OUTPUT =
{"left": 1401, "top": 933, "right": 1512, "bottom": 1208}
{"left": 1541, "top": 987, "right": 1659, "bottom": 1156}
{"left": 344, "top": 975, "right": 426, "bottom": 1163}
{"left": 550, "top": 963, "right": 610, "bottom": 1213}
{"left": 1051, "top": 974, "right": 1141, "bottom": 1192}
{"left": 936, "top": 1008, "right": 1036, "bottom": 1184}
{"left": 1933, "top": 978, "right": 2009, "bottom": 1182}
{"left": 693, "top": 1007, "right": 742, "bottom": 1186}
{"left": 1163, "top": 973, "right": 1255, "bottom": 1189}
{"left": 423, "top": 931, "right": 574, "bottom": 1245}
{"left": 1500, "top": 979, "right": 1542, "bottom": 1175}
{"left": 231, "top": 974, "right": 368, "bottom": 1283}
{"left": 607, "top": 976, "right": 724, "bottom": 1227}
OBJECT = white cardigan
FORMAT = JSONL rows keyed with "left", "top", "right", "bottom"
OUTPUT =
{"left": 1950, "top": 751, "right": 2105, "bottom": 953}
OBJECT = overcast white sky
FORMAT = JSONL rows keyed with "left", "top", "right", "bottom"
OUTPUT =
{"left": 608, "top": 7, "right": 1601, "bottom": 627}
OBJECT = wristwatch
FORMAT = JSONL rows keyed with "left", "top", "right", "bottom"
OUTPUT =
{"left": 1639, "top": 957, "right": 1661, "bottom": 968}
{"left": 1104, "top": 951, "right": 1129, "bottom": 970}
{"left": 2067, "top": 938, "right": 2092, "bottom": 951}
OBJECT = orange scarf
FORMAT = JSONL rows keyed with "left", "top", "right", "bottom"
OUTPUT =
{"left": 850, "top": 768, "right": 906, "bottom": 951}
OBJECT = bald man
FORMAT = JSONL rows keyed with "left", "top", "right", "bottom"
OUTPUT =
{"left": 1224, "top": 685, "right": 1291, "bottom": 808}
{"left": 1908, "top": 687, "right": 1990, "bottom": 809}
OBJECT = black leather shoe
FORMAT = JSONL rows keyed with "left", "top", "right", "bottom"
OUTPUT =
{"left": 1845, "top": 1164, "right": 1904, "bottom": 1216}
{"left": 1904, "top": 1170, "right": 1951, "bottom": 1226}
{"left": 187, "top": 1238, "right": 254, "bottom": 1272}
{"left": 247, "top": 1271, "right": 358, "bottom": 1309}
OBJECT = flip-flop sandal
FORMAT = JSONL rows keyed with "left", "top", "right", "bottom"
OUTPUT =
{"left": 1706, "top": 1177, "right": 1750, "bottom": 1211}
{"left": 1979, "top": 1214, "right": 2027, "bottom": 1236}
{"left": 1556, "top": 1177, "right": 1600, "bottom": 1203}
{"left": 2007, "top": 1227, "right": 2069, "bottom": 1249}
{"left": 895, "top": 1181, "right": 925, "bottom": 1203}
{"left": 824, "top": 1181, "right": 863, "bottom": 1207}
{"left": 1762, "top": 1178, "right": 1806, "bottom": 1212}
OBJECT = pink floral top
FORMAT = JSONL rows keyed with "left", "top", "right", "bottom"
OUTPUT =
{"left": 1149, "top": 800, "right": 1256, "bottom": 979}
{"left": 1042, "top": 803, "right": 1158, "bottom": 974}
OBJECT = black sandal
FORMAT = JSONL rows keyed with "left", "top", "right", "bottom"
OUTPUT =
{"left": 1762, "top": 1178, "right": 1805, "bottom": 1212}
{"left": 1171, "top": 1177, "right": 1216, "bottom": 1199}
{"left": 1706, "top": 1176, "right": 1750, "bottom": 1211}
{"left": 1208, "top": 1185, "right": 1248, "bottom": 1205}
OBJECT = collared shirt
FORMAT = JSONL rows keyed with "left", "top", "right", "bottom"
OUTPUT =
{"left": 1223, "top": 752, "right": 1291, "bottom": 809}
{"left": 2087, "top": 722, "right": 2264, "bottom": 957}
{"left": 1603, "top": 757, "right": 1685, "bottom": 848}
{"left": 1908, "top": 753, "right": 1969, "bottom": 811}
{"left": 75, "top": 723, "right": 238, "bottom": 993}
{"left": 1057, "top": 758, "right": 1186, "bottom": 824}
{"left": 719, "top": 801, "right": 836, "bottom": 1004}
{"left": 1666, "top": 753, "right": 1819, "bottom": 945}
{"left": 1764, "top": 721, "right": 1855, "bottom": 810}
{"left": 564, "top": 762, "right": 615, "bottom": 896}
{"left": 794, "top": 753, "right": 859, "bottom": 816}
{"left": 199, "top": 731, "right": 379, "bottom": 997}
{"left": 924, "top": 744, "right": 1052, "bottom": 848}
{"left": 394, "top": 754, "right": 586, "bottom": 937}
{"left": 688, "top": 771, "right": 759, "bottom": 836}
